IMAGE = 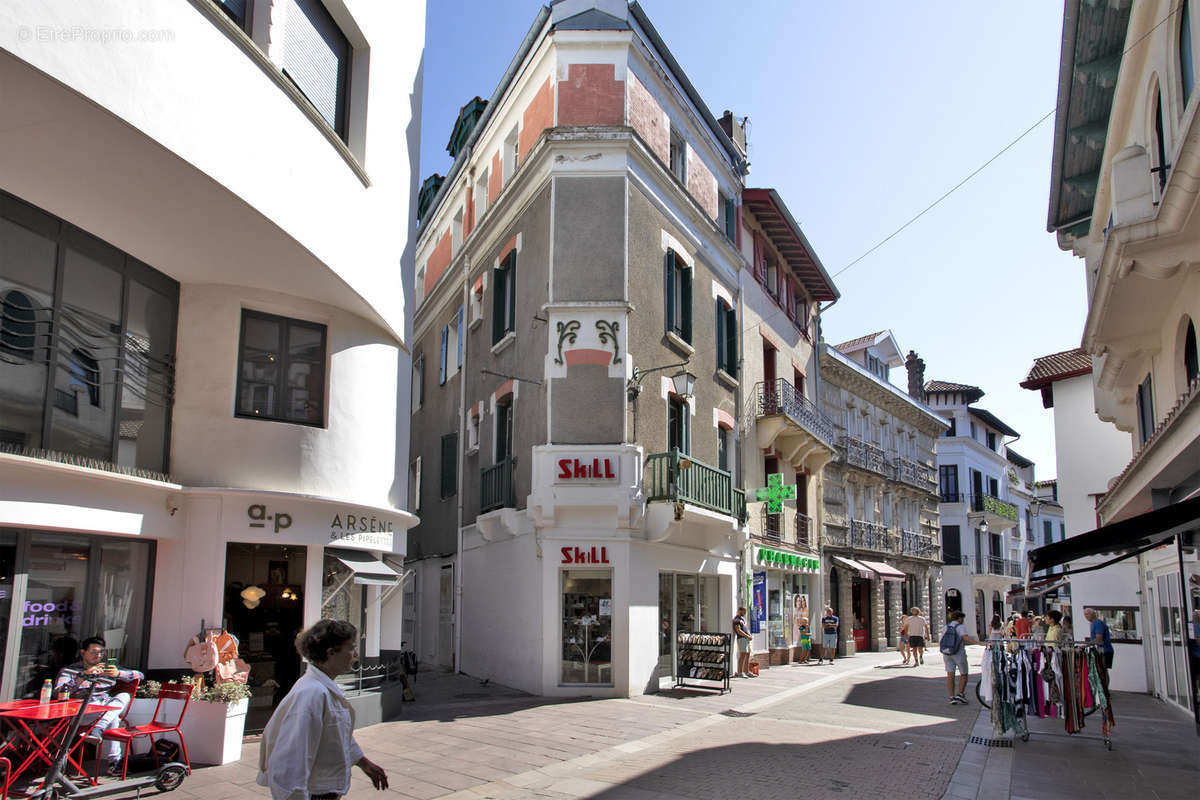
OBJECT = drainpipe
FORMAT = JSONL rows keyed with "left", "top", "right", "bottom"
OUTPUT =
{"left": 737, "top": 267, "right": 747, "bottom": 611}
{"left": 454, "top": 208, "right": 471, "bottom": 675}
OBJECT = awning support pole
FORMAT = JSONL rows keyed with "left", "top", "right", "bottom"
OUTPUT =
{"left": 1176, "top": 533, "right": 1200, "bottom": 735}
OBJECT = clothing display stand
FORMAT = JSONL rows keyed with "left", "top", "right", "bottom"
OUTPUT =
{"left": 674, "top": 631, "right": 731, "bottom": 694}
{"left": 976, "top": 638, "right": 1114, "bottom": 750}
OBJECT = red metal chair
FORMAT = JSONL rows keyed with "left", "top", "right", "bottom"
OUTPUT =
{"left": 0, "top": 755, "right": 10, "bottom": 800}
{"left": 98, "top": 682, "right": 191, "bottom": 780}
{"left": 82, "top": 678, "right": 140, "bottom": 778}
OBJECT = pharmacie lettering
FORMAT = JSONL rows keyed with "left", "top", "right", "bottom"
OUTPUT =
{"left": 556, "top": 457, "right": 616, "bottom": 480}
{"left": 560, "top": 546, "right": 610, "bottom": 564}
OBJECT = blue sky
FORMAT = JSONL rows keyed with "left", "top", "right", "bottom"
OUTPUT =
{"left": 420, "top": 1, "right": 1084, "bottom": 478}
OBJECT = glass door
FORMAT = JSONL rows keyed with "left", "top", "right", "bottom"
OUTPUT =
{"left": 657, "top": 573, "right": 673, "bottom": 677}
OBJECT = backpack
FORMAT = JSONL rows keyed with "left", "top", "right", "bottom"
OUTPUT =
{"left": 939, "top": 622, "right": 963, "bottom": 655}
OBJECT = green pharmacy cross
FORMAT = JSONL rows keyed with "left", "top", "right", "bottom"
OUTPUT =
{"left": 754, "top": 473, "right": 796, "bottom": 514}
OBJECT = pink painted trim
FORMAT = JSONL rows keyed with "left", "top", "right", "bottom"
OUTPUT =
{"left": 494, "top": 380, "right": 514, "bottom": 402}
{"left": 473, "top": 275, "right": 484, "bottom": 293}
{"left": 501, "top": 235, "right": 518, "bottom": 259}
{"left": 715, "top": 409, "right": 735, "bottom": 430}
{"left": 564, "top": 348, "right": 612, "bottom": 366}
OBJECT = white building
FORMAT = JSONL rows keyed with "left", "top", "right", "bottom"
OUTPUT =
{"left": 0, "top": 0, "right": 422, "bottom": 727}
{"left": 1021, "top": 349, "right": 1146, "bottom": 692}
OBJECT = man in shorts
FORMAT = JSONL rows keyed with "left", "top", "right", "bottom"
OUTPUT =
{"left": 816, "top": 606, "right": 839, "bottom": 664}
{"left": 733, "top": 606, "right": 754, "bottom": 677}
{"left": 943, "top": 610, "right": 980, "bottom": 704}
{"left": 906, "top": 606, "right": 928, "bottom": 666}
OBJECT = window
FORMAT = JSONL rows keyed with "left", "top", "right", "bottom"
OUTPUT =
{"left": 664, "top": 250, "right": 692, "bottom": 343}
{"left": 236, "top": 310, "right": 326, "bottom": 426}
{"left": 1184, "top": 319, "right": 1198, "bottom": 387}
{"left": 1089, "top": 606, "right": 1142, "bottom": 642}
{"left": 764, "top": 256, "right": 779, "bottom": 298}
{"left": 492, "top": 251, "right": 517, "bottom": 344}
{"left": 752, "top": 233, "right": 765, "bottom": 283}
{"left": 717, "top": 425, "right": 730, "bottom": 473}
{"left": 794, "top": 368, "right": 804, "bottom": 397}
{"left": 718, "top": 192, "right": 737, "bottom": 242}
{"left": 469, "top": 275, "right": 485, "bottom": 324}
{"left": 986, "top": 430, "right": 997, "bottom": 451}
{"left": 452, "top": 208, "right": 464, "bottom": 256}
{"left": 440, "top": 433, "right": 458, "bottom": 499}
{"left": 0, "top": 290, "right": 36, "bottom": 360}
{"left": 986, "top": 476, "right": 999, "bottom": 498}
{"left": 1043, "top": 519, "right": 1053, "bottom": 546}
{"left": 410, "top": 457, "right": 421, "bottom": 513}
{"left": 945, "top": 417, "right": 956, "bottom": 437}
{"left": 1183, "top": 0, "right": 1195, "bottom": 104}
{"left": 1136, "top": 373, "right": 1155, "bottom": 445}
{"left": 411, "top": 355, "right": 424, "bottom": 411}
{"left": 281, "top": 0, "right": 350, "bottom": 139}
{"left": 561, "top": 569, "right": 612, "bottom": 684}
{"left": 668, "top": 395, "right": 689, "bottom": 454}
{"left": 466, "top": 407, "right": 480, "bottom": 452}
{"left": 793, "top": 285, "right": 808, "bottom": 337}
{"left": 1154, "top": 91, "right": 1169, "bottom": 193}
{"left": 67, "top": 348, "right": 100, "bottom": 408}
{"left": 495, "top": 396, "right": 513, "bottom": 462}
{"left": 438, "top": 325, "right": 448, "bottom": 385}
{"left": 715, "top": 299, "right": 737, "bottom": 377}
{"left": 969, "top": 420, "right": 977, "bottom": 440}
{"left": 214, "top": 0, "right": 250, "bottom": 29}
{"left": 1059, "top": 522, "right": 1065, "bottom": 541}
{"left": 669, "top": 127, "right": 687, "bottom": 183}
{"left": 503, "top": 126, "right": 520, "bottom": 181}
{"left": 475, "top": 170, "right": 489, "bottom": 221}
{"left": 455, "top": 305, "right": 464, "bottom": 369}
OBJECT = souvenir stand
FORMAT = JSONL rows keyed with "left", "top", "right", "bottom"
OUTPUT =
{"left": 674, "top": 631, "right": 731, "bottom": 694}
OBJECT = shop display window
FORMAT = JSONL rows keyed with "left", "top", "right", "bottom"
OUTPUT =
{"left": 561, "top": 569, "right": 611, "bottom": 685}
{"left": 658, "top": 572, "right": 720, "bottom": 679}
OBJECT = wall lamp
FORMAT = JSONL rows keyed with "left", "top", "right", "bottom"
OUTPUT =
{"left": 627, "top": 360, "right": 694, "bottom": 400}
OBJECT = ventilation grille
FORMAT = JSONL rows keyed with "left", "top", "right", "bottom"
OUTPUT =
{"left": 969, "top": 736, "right": 1013, "bottom": 748}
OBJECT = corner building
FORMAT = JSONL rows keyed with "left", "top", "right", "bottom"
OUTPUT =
{"left": 0, "top": 0, "right": 422, "bottom": 727}
{"left": 408, "top": 0, "right": 839, "bottom": 695}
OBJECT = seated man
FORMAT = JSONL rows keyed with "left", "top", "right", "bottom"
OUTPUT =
{"left": 54, "top": 636, "right": 144, "bottom": 776}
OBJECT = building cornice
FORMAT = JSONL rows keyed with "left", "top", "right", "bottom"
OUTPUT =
{"left": 819, "top": 345, "right": 948, "bottom": 433}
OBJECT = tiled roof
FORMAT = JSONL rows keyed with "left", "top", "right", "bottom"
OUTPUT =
{"left": 833, "top": 331, "right": 886, "bottom": 352}
{"left": 969, "top": 407, "right": 1020, "bottom": 438}
{"left": 1020, "top": 348, "right": 1092, "bottom": 390}
{"left": 924, "top": 380, "right": 983, "bottom": 398}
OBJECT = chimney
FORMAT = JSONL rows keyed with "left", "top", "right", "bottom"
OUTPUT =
{"left": 719, "top": 110, "right": 747, "bottom": 156}
{"left": 905, "top": 350, "right": 926, "bottom": 402}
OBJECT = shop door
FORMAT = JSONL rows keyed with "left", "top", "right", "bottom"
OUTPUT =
{"left": 438, "top": 564, "right": 454, "bottom": 669}
{"left": 222, "top": 543, "right": 306, "bottom": 734}
{"left": 657, "top": 574, "right": 673, "bottom": 677}
{"left": 1157, "top": 573, "right": 1191, "bottom": 711}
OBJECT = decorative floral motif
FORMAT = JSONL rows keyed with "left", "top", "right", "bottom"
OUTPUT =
{"left": 595, "top": 320, "right": 621, "bottom": 364}
{"left": 554, "top": 320, "right": 581, "bottom": 365}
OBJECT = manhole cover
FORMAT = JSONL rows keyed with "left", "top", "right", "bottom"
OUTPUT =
{"left": 969, "top": 736, "right": 1013, "bottom": 748}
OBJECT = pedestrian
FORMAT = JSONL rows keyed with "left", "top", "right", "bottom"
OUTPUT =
{"left": 733, "top": 606, "right": 754, "bottom": 677}
{"left": 816, "top": 606, "right": 839, "bottom": 664}
{"left": 940, "top": 610, "right": 980, "bottom": 705}
{"left": 1061, "top": 613, "right": 1074, "bottom": 642}
{"left": 898, "top": 612, "right": 911, "bottom": 665}
{"left": 796, "top": 617, "right": 812, "bottom": 664}
{"left": 258, "top": 620, "right": 388, "bottom": 800}
{"left": 1083, "top": 607, "right": 1115, "bottom": 669}
{"left": 1013, "top": 609, "right": 1033, "bottom": 639}
{"left": 988, "top": 614, "right": 1004, "bottom": 641}
{"left": 1032, "top": 615, "right": 1047, "bottom": 642}
{"left": 906, "top": 607, "right": 928, "bottom": 666}
{"left": 1044, "top": 609, "right": 1063, "bottom": 646}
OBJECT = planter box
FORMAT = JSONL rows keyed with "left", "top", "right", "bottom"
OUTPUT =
{"left": 124, "top": 697, "right": 248, "bottom": 766}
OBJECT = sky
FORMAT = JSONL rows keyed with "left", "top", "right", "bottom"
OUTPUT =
{"left": 419, "top": 1, "right": 1084, "bottom": 479}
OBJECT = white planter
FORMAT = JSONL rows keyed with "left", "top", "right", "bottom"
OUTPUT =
{"left": 123, "top": 696, "right": 248, "bottom": 766}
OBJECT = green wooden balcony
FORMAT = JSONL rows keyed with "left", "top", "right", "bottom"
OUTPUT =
{"left": 645, "top": 449, "right": 746, "bottom": 523}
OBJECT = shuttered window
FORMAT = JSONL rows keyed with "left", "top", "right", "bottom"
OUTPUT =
{"left": 440, "top": 432, "right": 458, "bottom": 499}
{"left": 715, "top": 299, "right": 737, "bottom": 377}
{"left": 438, "top": 325, "right": 448, "bottom": 385}
{"left": 492, "top": 250, "right": 516, "bottom": 344}
{"left": 282, "top": 0, "right": 350, "bottom": 138}
{"left": 664, "top": 250, "right": 692, "bottom": 343}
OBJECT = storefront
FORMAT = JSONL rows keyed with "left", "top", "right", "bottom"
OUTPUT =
{"left": 462, "top": 445, "right": 742, "bottom": 697}
{"left": 746, "top": 546, "right": 821, "bottom": 665}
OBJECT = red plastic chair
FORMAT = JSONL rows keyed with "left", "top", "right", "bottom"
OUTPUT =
{"left": 98, "top": 682, "right": 191, "bottom": 780}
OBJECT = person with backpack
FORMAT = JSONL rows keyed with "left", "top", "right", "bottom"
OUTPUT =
{"left": 940, "top": 610, "right": 980, "bottom": 705}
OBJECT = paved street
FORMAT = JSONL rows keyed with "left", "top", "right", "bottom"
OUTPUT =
{"left": 112, "top": 645, "right": 1197, "bottom": 800}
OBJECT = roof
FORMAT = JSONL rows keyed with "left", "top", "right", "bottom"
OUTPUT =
{"left": 924, "top": 380, "right": 985, "bottom": 404}
{"left": 742, "top": 188, "right": 839, "bottom": 302}
{"left": 968, "top": 407, "right": 1020, "bottom": 439}
{"left": 1046, "top": 0, "right": 1133, "bottom": 238}
{"left": 1006, "top": 448, "right": 1034, "bottom": 469}
{"left": 1019, "top": 348, "right": 1092, "bottom": 390}
{"left": 834, "top": 331, "right": 885, "bottom": 351}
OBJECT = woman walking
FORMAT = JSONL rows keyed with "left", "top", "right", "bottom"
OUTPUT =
{"left": 258, "top": 620, "right": 389, "bottom": 800}
{"left": 906, "top": 607, "right": 928, "bottom": 666}
{"left": 898, "top": 612, "right": 911, "bottom": 665}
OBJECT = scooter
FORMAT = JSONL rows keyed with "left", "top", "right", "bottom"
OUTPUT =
{"left": 26, "top": 675, "right": 187, "bottom": 800}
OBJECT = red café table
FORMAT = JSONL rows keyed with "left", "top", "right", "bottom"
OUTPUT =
{"left": 0, "top": 700, "right": 117, "bottom": 791}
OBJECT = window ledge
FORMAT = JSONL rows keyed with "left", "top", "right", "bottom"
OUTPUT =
{"left": 665, "top": 331, "right": 695, "bottom": 356}
{"left": 491, "top": 331, "right": 516, "bottom": 355}
{"left": 469, "top": 316, "right": 483, "bottom": 331}
{"left": 715, "top": 369, "right": 739, "bottom": 390}
{"left": 465, "top": 446, "right": 479, "bottom": 457}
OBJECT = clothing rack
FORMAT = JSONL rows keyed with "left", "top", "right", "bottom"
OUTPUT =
{"left": 977, "top": 638, "right": 1114, "bottom": 750}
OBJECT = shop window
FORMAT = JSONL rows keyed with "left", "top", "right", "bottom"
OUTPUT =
{"left": 561, "top": 569, "right": 612, "bottom": 685}
{"left": 1090, "top": 606, "right": 1141, "bottom": 643}
{"left": 664, "top": 250, "right": 692, "bottom": 344}
{"left": 492, "top": 251, "right": 516, "bottom": 345}
{"left": 667, "top": 394, "right": 689, "bottom": 454}
{"left": 236, "top": 310, "right": 326, "bottom": 426}
{"left": 440, "top": 432, "right": 457, "bottom": 499}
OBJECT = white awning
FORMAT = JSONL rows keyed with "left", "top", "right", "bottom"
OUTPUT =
{"left": 859, "top": 560, "right": 906, "bottom": 583}
{"left": 328, "top": 548, "right": 402, "bottom": 586}
{"left": 832, "top": 556, "right": 874, "bottom": 579}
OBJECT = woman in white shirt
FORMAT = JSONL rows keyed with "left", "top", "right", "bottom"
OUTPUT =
{"left": 258, "top": 620, "right": 388, "bottom": 800}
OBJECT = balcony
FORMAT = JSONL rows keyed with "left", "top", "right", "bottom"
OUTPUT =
{"left": 973, "top": 555, "right": 1022, "bottom": 578}
{"left": 480, "top": 457, "right": 516, "bottom": 513}
{"left": 841, "top": 435, "right": 888, "bottom": 477}
{"left": 645, "top": 449, "right": 746, "bottom": 523}
{"left": 898, "top": 529, "right": 940, "bottom": 560}
{"left": 894, "top": 456, "right": 935, "bottom": 491}
{"left": 750, "top": 506, "right": 816, "bottom": 551}
{"left": 754, "top": 379, "right": 837, "bottom": 473}
{"left": 825, "top": 519, "right": 894, "bottom": 556}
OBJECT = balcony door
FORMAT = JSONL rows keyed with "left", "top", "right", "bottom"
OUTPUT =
{"left": 971, "top": 469, "right": 983, "bottom": 504}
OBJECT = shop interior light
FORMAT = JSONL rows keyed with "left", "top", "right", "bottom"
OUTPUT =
{"left": 241, "top": 585, "right": 266, "bottom": 609}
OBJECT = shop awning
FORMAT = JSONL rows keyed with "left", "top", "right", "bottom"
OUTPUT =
{"left": 328, "top": 548, "right": 402, "bottom": 586}
{"left": 1027, "top": 495, "right": 1200, "bottom": 576}
{"left": 832, "top": 556, "right": 874, "bottom": 579}
{"left": 859, "top": 560, "right": 906, "bottom": 583}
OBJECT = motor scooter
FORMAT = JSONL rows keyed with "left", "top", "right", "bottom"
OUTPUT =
{"left": 26, "top": 675, "right": 187, "bottom": 800}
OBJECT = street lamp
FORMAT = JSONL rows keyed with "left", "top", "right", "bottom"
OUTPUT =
{"left": 670, "top": 369, "right": 696, "bottom": 402}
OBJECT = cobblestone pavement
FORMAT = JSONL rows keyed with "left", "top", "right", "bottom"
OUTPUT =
{"left": 85, "top": 646, "right": 1200, "bottom": 800}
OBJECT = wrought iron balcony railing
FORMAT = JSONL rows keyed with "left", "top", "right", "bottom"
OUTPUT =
{"left": 751, "top": 506, "right": 815, "bottom": 551}
{"left": 480, "top": 456, "right": 516, "bottom": 513}
{"left": 755, "top": 379, "right": 837, "bottom": 448}
{"left": 894, "top": 456, "right": 935, "bottom": 490}
{"left": 973, "top": 555, "right": 1022, "bottom": 578}
{"left": 841, "top": 435, "right": 888, "bottom": 477}
{"left": 899, "top": 529, "right": 939, "bottom": 560}
{"left": 645, "top": 449, "right": 746, "bottom": 523}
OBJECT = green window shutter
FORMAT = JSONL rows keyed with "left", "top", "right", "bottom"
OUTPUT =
{"left": 492, "top": 266, "right": 504, "bottom": 343}
{"left": 714, "top": 299, "right": 725, "bottom": 372}
{"left": 506, "top": 252, "right": 517, "bottom": 334}
{"left": 725, "top": 305, "right": 738, "bottom": 378}
{"left": 681, "top": 266, "right": 692, "bottom": 343}
{"left": 664, "top": 251, "right": 675, "bottom": 334}
{"left": 439, "top": 325, "right": 448, "bottom": 384}
{"left": 440, "top": 432, "right": 457, "bottom": 498}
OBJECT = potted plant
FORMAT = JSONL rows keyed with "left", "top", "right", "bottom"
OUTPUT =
{"left": 125, "top": 677, "right": 251, "bottom": 766}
